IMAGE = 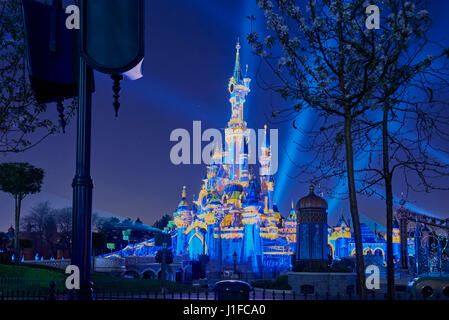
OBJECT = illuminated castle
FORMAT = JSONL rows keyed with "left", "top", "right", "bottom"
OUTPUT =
{"left": 104, "top": 42, "right": 405, "bottom": 275}
{"left": 167, "top": 40, "right": 296, "bottom": 274}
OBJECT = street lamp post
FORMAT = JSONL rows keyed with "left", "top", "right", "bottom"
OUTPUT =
{"left": 71, "top": 54, "right": 94, "bottom": 300}
{"left": 22, "top": 0, "right": 145, "bottom": 301}
{"left": 71, "top": 0, "right": 145, "bottom": 300}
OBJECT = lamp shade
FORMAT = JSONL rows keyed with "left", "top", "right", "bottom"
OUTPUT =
{"left": 80, "top": 0, "right": 145, "bottom": 74}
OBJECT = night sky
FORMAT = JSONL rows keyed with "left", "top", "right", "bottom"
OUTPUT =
{"left": 1, "top": 0, "right": 449, "bottom": 231}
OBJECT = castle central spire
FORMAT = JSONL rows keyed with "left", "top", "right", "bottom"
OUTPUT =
{"left": 225, "top": 39, "right": 251, "bottom": 182}
{"left": 227, "top": 39, "right": 250, "bottom": 126}
{"left": 233, "top": 38, "right": 242, "bottom": 83}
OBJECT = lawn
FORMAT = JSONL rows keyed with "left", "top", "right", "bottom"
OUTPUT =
{"left": 0, "top": 263, "right": 67, "bottom": 292}
{"left": 91, "top": 272, "right": 197, "bottom": 293}
{"left": 0, "top": 263, "right": 201, "bottom": 295}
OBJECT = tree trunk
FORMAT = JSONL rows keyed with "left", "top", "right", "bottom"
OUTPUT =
{"left": 344, "top": 113, "right": 367, "bottom": 299}
{"left": 14, "top": 194, "right": 22, "bottom": 264}
{"left": 382, "top": 102, "right": 395, "bottom": 300}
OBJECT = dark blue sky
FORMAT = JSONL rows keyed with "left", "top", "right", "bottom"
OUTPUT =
{"left": 1, "top": 0, "right": 449, "bottom": 231}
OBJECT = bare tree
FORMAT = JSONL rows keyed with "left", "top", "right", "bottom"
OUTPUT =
{"left": 248, "top": 0, "right": 387, "bottom": 298}
{"left": 54, "top": 207, "right": 72, "bottom": 253}
{"left": 247, "top": 0, "right": 446, "bottom": 298}
{"left": 356, "top": 38, "right": 449, "bottom": 299}
{"left": 22, "top": 201, "right": 57, "bottom": 257}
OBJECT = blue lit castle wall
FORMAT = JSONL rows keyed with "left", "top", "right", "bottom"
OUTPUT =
{"left": 328, "top": 215, "right": 401, "bottom": 265}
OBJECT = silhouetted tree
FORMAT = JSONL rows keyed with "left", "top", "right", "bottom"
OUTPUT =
{"left": 154, "top": 232, "right": 172, "bottom": 247}
{"left": 96, "top": 217, "right": 122, "bottom": 248}
{"left": 153, "top": 214, "right": 171, "bottom": 230}
{"left": 22, "top": 201, "right": 58, "bottom": 257}
{"left": 249, "top": 0, "right": 385, "bottom": 297}
{"left": 152, "top": 214, "right": 172, "bottom": 246}
{"left": 131, "top": 217, "right": 153, "bottom": 243}
{"left": 92, "top": 232, "right": 106, "bottom": 255}
{"left": 0, "top": 232, "right": 6, "bottom": 251}
{"left": 54, "top": 207, "right": 72, "bottom": 252}
{"left": 335, "top": 1, "right": 449, "bottom": 299}
{"left": 0, "top": 162, "right": 43, "bottom": 263}
{"left": 357, "top": 58, "right": 449, "bottom": 299}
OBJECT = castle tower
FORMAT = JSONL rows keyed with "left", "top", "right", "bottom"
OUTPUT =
{"left": 392, "top": 216, "right": 401, "bottom": 262}
{"left": 103, "top": 42, "right": 294, "bottom": 275}
{"left": 225, "top": 39, "right": 251, "bottom": 182}
{"left": 295, "top": 185, "right": 329, "bottom": 269}
{"left": 206, "top": 144, "right": 223, "bottom": 190}
{"left": 173, "top": 186, "right": 191, "bottom": 227}
{"left": 259, "top": 125, "right": 274, "bottom": 210}
{"left": 284, "top": 201, "right": 297, "bottom": 244}
{"left": 332, "top": 213, "right": 351, "bottom": 258}
{"left": 396, "top": 199, "right": 409, "bottom": 269}
{"left": 173, "top": 186, "right": 191, "bottom": 255}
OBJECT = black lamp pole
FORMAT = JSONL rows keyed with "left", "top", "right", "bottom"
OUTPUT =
{"left": 71, "top": 1, "right": 94, "bottom": 298}
{"left": 69, "top": 0, "right": 144, "bottom": 300}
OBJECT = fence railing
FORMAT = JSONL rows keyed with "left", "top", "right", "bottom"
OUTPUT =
{"left": 1, "top": 277, "right": 448, "bottom": 301}
{"left": 1, "top": 287, "right": 448, "bottom": 301}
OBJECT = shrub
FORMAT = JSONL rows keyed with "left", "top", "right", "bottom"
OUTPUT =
{"left": 251, "top": 275, "right": 292, "bottom": 290}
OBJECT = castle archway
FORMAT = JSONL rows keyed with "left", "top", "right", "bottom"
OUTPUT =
{"left": 123, "top": 270, "right": 140, "bottom": 279}
{"left": 142, "top": 269, "right": 156, "bottom": 279}
{"left": 328, "top": 243, "right": 335, "bottom": 258}
{"left": 187, "top": 232, "right": 204, "bottom": 260}
{"left": 175, "top": 268, "right": 184, "bottom": 282}
{"left": 373, "top": 248, "right": 384, "bottom": 256}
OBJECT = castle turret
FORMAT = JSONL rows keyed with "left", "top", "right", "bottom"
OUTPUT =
{"left": 287, "top": 201, "right": 297, "bottom": 221}
{"left": 173, "top": 186, "right": 191, "bottom": 228}
{"left": 172, "top": 186, "right": 192, "bottom": 255}
{"left": 259, "top": 125, "right": 274, "bottom": 210}
{"left": 283, "top": 201, "right": 297, "bottom": 245}
{"left": 295, "top": 185, "right": 329, "bottom": 269}
{"left": 102, "top": 42, "right": 293, "bottom": 274}
{"left": 330, "top": 212, "right": 351, "bottom": 258}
